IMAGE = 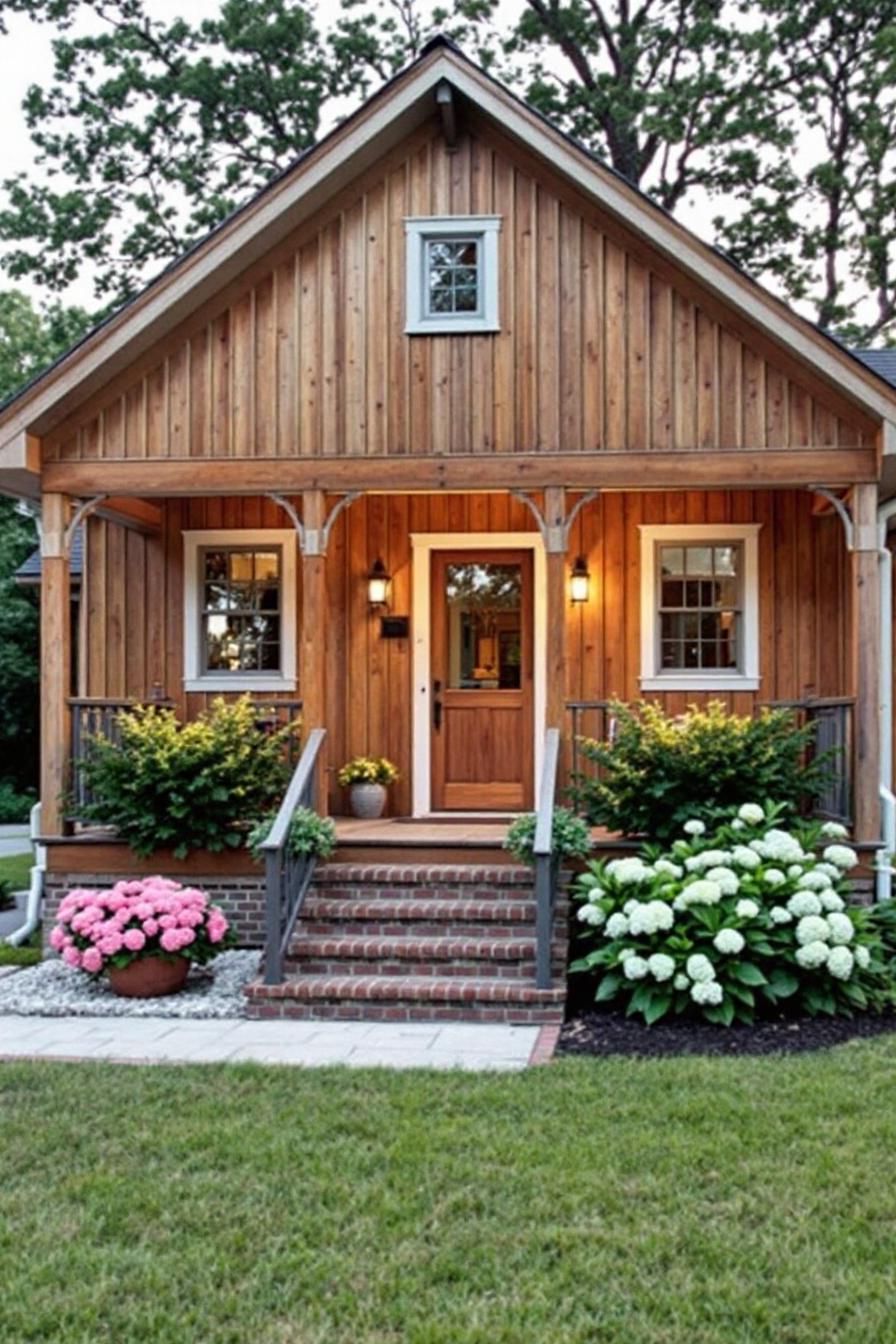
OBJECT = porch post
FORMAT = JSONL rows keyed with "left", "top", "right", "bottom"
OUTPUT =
{"left": 40, "top": 491, "right": 71, "bottom": 836}
{"left": 300, "top": 489, "right": 329, "bottom": 814}
{"left": 851, "top": 482, "right": 880, "bottom": 844}
{"left": 543, "top": 486, "right": 567, "bottom": 736}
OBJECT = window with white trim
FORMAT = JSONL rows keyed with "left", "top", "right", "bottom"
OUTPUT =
{"left": 183, "top": 530, "right": 297, "bottom": 692}
{"left": 639, "top": 524, "right": 761, "bottom": 691}
{"left": 405, "top": 216, "right": 500, "bottom": 334}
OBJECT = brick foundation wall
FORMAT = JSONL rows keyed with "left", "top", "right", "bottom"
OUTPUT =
{"left": 43, "top": 874, "right": 267, "bottom": 948}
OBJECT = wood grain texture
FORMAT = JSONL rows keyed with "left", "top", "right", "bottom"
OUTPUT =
{"left": 40, "top": 493, "right": 71, "bottom": 835}
{"left": 77, "top": 488, "right": 854, "bottom": 817}
{"left": 41, "top": 121, "right": 876, "bottom": 466}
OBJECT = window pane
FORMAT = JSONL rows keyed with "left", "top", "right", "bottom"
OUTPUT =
{"left": 686, "top": 547, "right": 713, "bottom": 576}
{"left": 200, "top": 546, "right": 282, "bottom": 674}
{"left": 714, "top": 546, "right": 738, "bottom": 575}
{"left": 656, "top": 541, "right": 744, "bottom": 672}
{"left": 445, "top": 562, "right": 522, "bottom": 690}
{"left": 229, "top": 551, "right": 254, "bottom": 582}
{"left": 660, "top": 546, "right": 685, "bottom": 577}
{"left": 454, "top": 286, "right": 478, "bottom": 312}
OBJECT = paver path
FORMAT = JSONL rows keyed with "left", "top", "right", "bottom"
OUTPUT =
{"left": 0, "top": 1014, "right": 542, "bottom": 1070}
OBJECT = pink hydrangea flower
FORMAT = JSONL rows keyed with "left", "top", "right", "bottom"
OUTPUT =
{"left": 160, "top": 927, "right": 183, "bottom": 953}
{"left": 98, "top": 932, "right": 123, "bottom": 956}
{"left": 49, "top": 925, "right": 66, "bottom": 950}
{"left": 142, "top": 918, "right": 159, "bottom": 937}
{"left": 81, "top": 947, "right": 103, "bottom": 973}
{"left": 123, "top": 928, "right": 146, "bottom": 952}
{"left": 62, "top": 946, "right": 82, "bottom": 968}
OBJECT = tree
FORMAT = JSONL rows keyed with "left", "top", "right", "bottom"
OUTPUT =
{"left": 1, "top": 1, "right": 895, "bottom": 340}
{"left": 0, "top": 289, "right": 93, "bottom": 808}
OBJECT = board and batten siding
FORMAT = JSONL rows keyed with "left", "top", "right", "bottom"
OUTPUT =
{"left": 81, "top": 490, "right": 850, "bottom": 816}
{"left": 43, "top": 119, "right": 875, "bottom": 467}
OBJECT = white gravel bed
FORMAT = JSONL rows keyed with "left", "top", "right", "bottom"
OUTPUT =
{"left": 0, "top": 950, "right": 259, "bottom": 1018}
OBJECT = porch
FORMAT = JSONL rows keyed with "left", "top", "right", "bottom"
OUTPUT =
{"left": 41, "top": 482, "right": 876, "bottom": 836}
{"left": 37, "top": 479, "right": 880, "bottom": 1019}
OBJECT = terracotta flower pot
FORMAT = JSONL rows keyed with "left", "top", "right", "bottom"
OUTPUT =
{"left": 108, "top": 955, "right": 190, "bottom": 998}
{"left": 349, "top": 782, "right": 387, "bottom": 819}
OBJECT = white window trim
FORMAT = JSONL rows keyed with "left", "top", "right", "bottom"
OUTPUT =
{"left": 183, "top": 529, "right": 297, "bottom": 693}
{"left": 638, "top": 523, "right": 761, "bottom": 692}
{"left": 404, "top": 215, "right": 501, "bottom": 334}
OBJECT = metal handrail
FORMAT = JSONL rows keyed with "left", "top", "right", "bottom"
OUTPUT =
{"left": 260, "top": 727, "right": 326, "bottom": 985}
{"left": 532, "top": 727, "right": 560, "bottom": 990}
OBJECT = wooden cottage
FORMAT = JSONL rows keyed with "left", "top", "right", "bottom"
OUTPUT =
{"left": 3, "top": 39, "right": 896, "bottom": 1020}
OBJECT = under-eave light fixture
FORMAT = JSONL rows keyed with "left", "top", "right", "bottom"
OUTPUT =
{"left": 570, "top": 555, "right": 590, "bottom": 604}
{"left": 367, "top": 558, "right": 391, "bottom": 608}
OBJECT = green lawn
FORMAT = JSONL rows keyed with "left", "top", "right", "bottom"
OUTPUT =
{"left": 0, "top": 851, "right": 31, "bottom": 892}
{"left": 3, "top": 1047, "right": 896, "bottom": 1343}
{"left": 0, "top": 852, "right": 39, "bottom": 964}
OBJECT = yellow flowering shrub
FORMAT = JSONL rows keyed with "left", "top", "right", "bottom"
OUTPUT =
{"left": 78, "top": 696, "right": 297, "bottom": 858}
{"left": 571, "top": 700, "right": 823, "bottom": 842}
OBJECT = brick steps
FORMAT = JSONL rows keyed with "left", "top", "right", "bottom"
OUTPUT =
{"left": 245, "top": 858, "right": 568, "bottom": 1023}
{"left": 244, "top": 974, "right": 566, "bottom": 1023}
{"left": 286, "top": 932, "right": 565, "bottom": 979}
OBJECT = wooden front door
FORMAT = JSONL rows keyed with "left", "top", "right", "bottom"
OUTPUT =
{"left": 430, "top": 550, "right": 534, "bottom": 811}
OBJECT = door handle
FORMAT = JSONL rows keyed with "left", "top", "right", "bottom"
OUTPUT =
{"left": 433, "top": 680, "right": 442, "bottom": 730}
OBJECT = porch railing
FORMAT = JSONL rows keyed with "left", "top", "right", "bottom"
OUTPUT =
{"left": 260, "top": 728, "right": 326, "bottom": 986}
{"left": 759, "top": 697, "right": 854, "bottom": 826}
{"left": 68, "top": 695, "right": 303, "bottom": 820}
{"left": 533, "top": 727, "right": 560, "bottom": 990}
{"left": 566, "top": 701, "right": 617, "bottom": 788}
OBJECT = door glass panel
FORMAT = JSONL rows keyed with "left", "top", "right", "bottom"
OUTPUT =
{"left": 444, "top": 563, "right": 522, "bottom": 689}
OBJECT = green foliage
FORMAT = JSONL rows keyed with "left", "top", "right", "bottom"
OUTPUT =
{"left": 77, "top": 696, "right": 294, "bottom": 859}
{"left": 0, "top": 777, "right": 36, "bottom": 824}
{"left": 504, "top": 807, "right": 592, "bottom": 867}
{"left": 571, "top": 700, "right": 823, "bottom": 843}
{"left": 0, "top": 878, "right": 14, "bottom": 911}
{"left": 337, "top": 756, "right": 400, "bottom": 786}
{"left": 247, "top": 806, "right": 337, "bottom": 863}
{"left": 571, "top": 805, "right": 889, "bottom": 1026}
{"left": 4, "top": 3, "right": 896, "bottom": 338}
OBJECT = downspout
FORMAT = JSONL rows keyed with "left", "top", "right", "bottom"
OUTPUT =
{"left": 876, "top": 499, "right": 896, "bottom": 901}
{"left": 5, "top": 802, "right": 45, "bottom": 947}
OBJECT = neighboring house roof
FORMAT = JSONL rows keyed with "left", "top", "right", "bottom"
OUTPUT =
{"left": 852, "top": 349, "right": 896, "bottom": 389}
{"left": 1, "top": 34, "right": 895, "bottom": 499}
{"left": 14, "top": 526, "right": 83, "bottom": 585}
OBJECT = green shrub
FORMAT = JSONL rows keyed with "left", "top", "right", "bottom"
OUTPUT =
{"left": 247, "top": 806, "right": 337, "bottom": 863}
{"left": 504, "top": 808, "right": 592, "bottom": 867}
{"left": 571, "top": 700, "right": 823, "bottom": 842}
{"left": 78, "top": 696, "right": 295, "bottom": 859}
{"left": 570, "top": 803, "right": 888, "bottom": 1026}
{"left": 0, "top": 779, "right": 35, "bottom": 824}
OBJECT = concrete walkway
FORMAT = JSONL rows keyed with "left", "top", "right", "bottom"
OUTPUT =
{"left": 0, "top": 824, "right": 30, "bottom": 858}
{"left": 0, "top": 1014, "right": 546, "bottom": 1070}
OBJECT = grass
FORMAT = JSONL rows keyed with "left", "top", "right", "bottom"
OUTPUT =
{"left": 0, "top": 852, "right": 38, "bottom": 963}
{"left": 3, "top": 1045, "right": 896, "bottom": 1343}
{"left": 0, "top": 851, "right": 31, "bottom": 893}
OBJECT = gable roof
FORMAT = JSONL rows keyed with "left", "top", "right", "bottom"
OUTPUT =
{"left": 853, "top": 349, "right": 896, "bottom": 389}
{"left": 2, "top": 35, "right": 895, "bottom": 496}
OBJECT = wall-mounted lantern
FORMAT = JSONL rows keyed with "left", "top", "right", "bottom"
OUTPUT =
{"left": 367, "top": 558, "right": 391, "bottom": 608}
{"left": 570, "top": 555, "right": 590, "bottom": 604}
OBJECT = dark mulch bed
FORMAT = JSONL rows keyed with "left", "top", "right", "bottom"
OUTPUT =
{"left": 557, "top": 1007, "right": 896, "bottom": 1058}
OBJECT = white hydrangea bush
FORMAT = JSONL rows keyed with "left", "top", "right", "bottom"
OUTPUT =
{"left": 570, "top": 803, "right": 889, "bottom": 1026}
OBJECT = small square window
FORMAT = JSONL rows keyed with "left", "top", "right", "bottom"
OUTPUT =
{"left": 405, "top": 216, "right": 500, "bottom": 334}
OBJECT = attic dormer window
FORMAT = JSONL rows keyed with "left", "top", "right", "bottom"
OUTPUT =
{"left": 405, "top": 216, "right": 500, "bottom": 334}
